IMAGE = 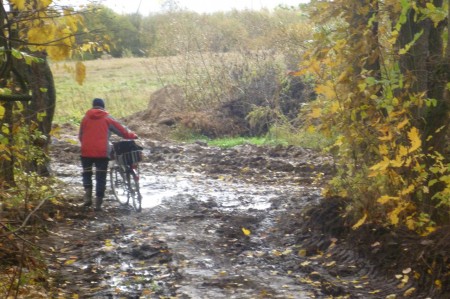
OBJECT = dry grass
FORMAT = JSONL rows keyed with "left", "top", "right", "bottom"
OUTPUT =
{"left": 51, "top": 52, "right": 288, "bottom": 125}
{"left": 51, "top": 57, "right": 173, "bottom": 123}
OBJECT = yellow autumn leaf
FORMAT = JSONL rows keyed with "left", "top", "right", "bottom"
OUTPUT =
{"left": 272, "top": 250, "right": 282, "bottom": 257}
{"left": 298, "top": 249, "right": 307, "bottom": 257}
{"left": 10, "top": 0, "right": 26, "bottom": 10}
{"left": 378, "top": 130, "right": 393, "bottom": 141}
{"left": 369, "top": 157, "right": 390, "bottom": 172}
{"left": 240, "top": 166, "right": 251, "bottom": 174}
{"left": 38, "top": 0, "right": 52, "bottom": 9}
{"left": 330, "top": 101, "right": 340, "bottom": 113}
{"left": 435, "top": 125, "right": 446, "bottom": 133}
{"left": 64, "top": 12, "right": 80, "bottom": 31}
{"left": 368, "top": 290, "right": 381, "bottom": 294}
{"left": 337, "top": 70, "right": 348, "bottom": 83}
{"left": 400, "top": 184, "right": 415, "bottom": 196}
{"left": 377, "top": 195, "right": 399, "bottom": 205}
{"left": 406, "top": 217, "right": 415, "bottom": 230}
{"left": 310, "top": 108, "right": 322, "bottom": 118}
{"left": 379, "top": 144, "right": 389, "bottom": 155}
{"left": 390, "top": 155, "right": 404, "bottom": 168}
{"left": 397, "top": 118, "right": 409, "bottom": 130}
{"left": 310, "top": 59, "right": 321, "bottom": 74}
{"left": 407, "top": 127, "right": 421, "bottom": 153}
{"left": 315, "top": 81, "right": 336, "bottom": 99}
{"left": 398, "top": 145, "right": 408, "bottom": 158}
{"left": 358, "top": 82, "right": 367, "bottom": 91}
{"left": 76, "top": 62, "right": 86, "bottom": 85}
{"left": 421, "top": 226, "right": 436, "bottom": 236}
{"left": 352, "top": 212, "right": 367, "bottom": 230}
{"left": 64, "top": 259, "right": 77, "bottom": 265}
{"left": 388, "top": 204, "right": 406, "bottom": 225}
{"left": 28, "top": 24, "right": 55, "bottom": 45}
{"left": 435, "top": 279, "right": 442, "bottom": 289}
{"left": 242, "top": 227, "right": 251, "bottom": 236}
{"left": 403, "top": 287, "right": 416, "bottom": 297}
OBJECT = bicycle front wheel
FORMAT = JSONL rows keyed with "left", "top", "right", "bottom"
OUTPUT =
{"left": 129, "top": 172, "right": 142, "bottom": 212}
{"left": 110, "top": 165, "right": 129, "bottom": 206}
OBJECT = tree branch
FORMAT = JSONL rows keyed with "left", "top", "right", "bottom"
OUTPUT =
{"left": 0, "top": 94, "right": 32, "bottom": 102}
{"left": 0, "top": 196, "right": 48, "bottom": 238}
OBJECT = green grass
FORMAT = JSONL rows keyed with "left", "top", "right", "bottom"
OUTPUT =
{"left": 51, "top": 52, "right": 287, "bottom": 125}
{"left": 170, "top": 121, "right": 333, "bottom": 149}
{"left": 205, "top": 131, "right": 333, "bottom": 150}
{"left": 207, "top": 136, "right": 279, "bottom": 148}
{"left": 50, "top": 57, "right": 175, "bottom": 123}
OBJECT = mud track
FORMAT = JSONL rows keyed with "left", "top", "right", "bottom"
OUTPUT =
{"left": 40, "top": 137, "right": 432, "bottom": 298}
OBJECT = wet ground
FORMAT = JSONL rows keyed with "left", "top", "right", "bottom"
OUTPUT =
{"left": 40, "top": 137, "right": 430, "bottom": 298}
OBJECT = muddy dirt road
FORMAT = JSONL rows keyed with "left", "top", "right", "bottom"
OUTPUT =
{"left": 41, "top": 138, "right": 408, "bottom": 298}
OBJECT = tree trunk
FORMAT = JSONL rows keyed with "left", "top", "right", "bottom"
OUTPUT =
{"left": 423, "top": 0, "right": 449, "bottom": 153}
{"left": 398, "top": 0, "right": 450, "bottom": 221}
{"left": 0, "top": 4, "right": 15, "bottom": 186}
{"left": 0, "top": 102, "right": 15, "bottom": 187}
{"left": 17, "top": 52, "right": 56, "bottom": 176}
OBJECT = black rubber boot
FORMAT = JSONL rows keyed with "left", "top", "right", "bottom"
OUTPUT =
{"left": 94, "top": 197, "right": 103, "bottom": 211}
{"left": 82, "top": 187, "right": 93, "bottom": 207}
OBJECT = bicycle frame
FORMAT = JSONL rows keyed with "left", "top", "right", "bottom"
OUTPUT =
{"left": 110, "top": 150, "right": 142, "bottom": 212}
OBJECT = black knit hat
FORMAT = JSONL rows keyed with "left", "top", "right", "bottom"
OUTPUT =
{"left": 93, "top": 98, "right": 105, "bottom": 108}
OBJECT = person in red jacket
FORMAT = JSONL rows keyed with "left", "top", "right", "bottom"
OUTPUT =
{"left": 79, "top": 98, "right": 137, "bottom": 211}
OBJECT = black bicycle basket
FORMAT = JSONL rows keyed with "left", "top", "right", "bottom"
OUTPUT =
{"left": 113, "top": 140, "right": 143, "bottom": 165}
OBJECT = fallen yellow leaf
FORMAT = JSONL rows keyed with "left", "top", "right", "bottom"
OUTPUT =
{"left": 64, "top": 259, "right": 76, "bottom": 265}
{"left": 352, "top": 212, "right": 367, "bottom": 230}
{"left": 242, "top": 227, "right": 251, "bottom": 236}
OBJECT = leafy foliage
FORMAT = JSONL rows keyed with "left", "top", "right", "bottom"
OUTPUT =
{"left": 0, "top": 1, "right": 99, "bottom": 296}
{"left": 299, "top": 0, "right": 449, "bottom": 232}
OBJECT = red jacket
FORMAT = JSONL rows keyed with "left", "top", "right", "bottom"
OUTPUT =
{"left": 79, "top": 108, "right": 137, "bottom": 158}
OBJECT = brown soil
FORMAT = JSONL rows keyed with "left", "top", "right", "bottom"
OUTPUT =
{"left": 15, "top": 88, "right": 449, "bottom": 298}
{"left": 34, "top": 119, "right": 450, "bottom": 298}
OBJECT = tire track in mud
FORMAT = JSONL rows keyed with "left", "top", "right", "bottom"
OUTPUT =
{"left": 146, "top": 194, "right": 318, "bottom": 299}
{"left": 45, "top": 139, "right": 409, "bottom": 298}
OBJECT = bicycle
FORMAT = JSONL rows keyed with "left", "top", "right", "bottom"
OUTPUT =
{"left": 109, "top": 140, "right": 143, "bottom": 212}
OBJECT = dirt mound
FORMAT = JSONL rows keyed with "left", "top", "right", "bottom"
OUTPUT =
{"left": 117, "top": 71, "right": 317, "bottom": 140}
{"left": 120, "top": 85, "right": 185, "bottom": 140}
{"left": 146, "top": 84, "right": 186, "bottom": 124}
{"left": 123, "top": 84, "right": 247, "bottom": 139}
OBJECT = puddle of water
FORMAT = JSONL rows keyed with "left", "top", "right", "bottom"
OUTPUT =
{"left": 138, "top": 171, "right": 316, "bottom": 210}
{"left": 51, "top": 161, "right": 322, "bottom": 298}
{"left": 52, "top": 162, "right": 320, "bottom": 211}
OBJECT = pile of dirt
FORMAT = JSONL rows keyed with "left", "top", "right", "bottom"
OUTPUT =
{"left": 122, "top": 84, "right": 247, "bottom": 139}
{"left": 123, "top": 78, "right": 314, "bottom": 139}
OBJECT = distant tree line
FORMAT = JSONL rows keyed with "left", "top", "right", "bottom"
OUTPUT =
{"left": 77, "top": 4, "right": 312, "bottom": 68}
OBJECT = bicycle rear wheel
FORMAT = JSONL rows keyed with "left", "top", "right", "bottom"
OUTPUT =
{"left": 110, "top": 165, "right": 129, "bottom": 205}
{"left": 129, "top": 171, "right": 142, "bottom": 212}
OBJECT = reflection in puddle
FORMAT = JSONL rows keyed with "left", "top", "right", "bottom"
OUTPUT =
{"left": 53, "top": 162, "right": 320, "bottom": 211}
{"left": 138, "top": 171, "right": 317, "bottom": 210}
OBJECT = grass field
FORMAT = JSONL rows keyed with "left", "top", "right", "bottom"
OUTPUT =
{"left": 51, "top": 52, "right": 287, "bottom": 124}
{"left": 51, "top": 57, "right": 178, "bottom": 123}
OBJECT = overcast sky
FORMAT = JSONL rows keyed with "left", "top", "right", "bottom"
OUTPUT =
{"left": 66, "top": 0, "right": 309, "bottom": 15}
